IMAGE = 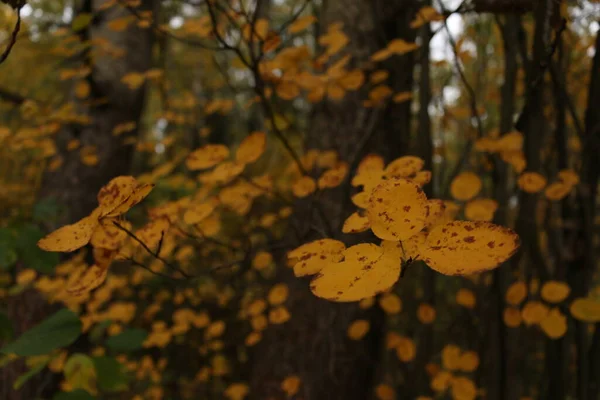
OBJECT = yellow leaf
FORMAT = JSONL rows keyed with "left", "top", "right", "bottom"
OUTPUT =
{"left": 268, "top": 283, "right": 289, "bottom": 306}
{"left": 450, "top": 172, "right": 482, "bottom": 201}
{"left": 540, "top": 308, "right": 567, "bottom": 339}
{"left": 269, "top": 306, "right": 291, "bottom": 324}
{"left": 570, "top": 298, "right": 600, "bottom": 322}
{"left": 379, "top": 293, "right": 402, "bottom": 314}
{"left": 384, "top": 156, "right": 424, "bottom": 178}
{"left": 431, "top": 370, "right": 453, "bottom": 392}
{"left": 375, "top": 383, "right": 395, "bottom": 400}
{"left": 38, "top": 210, "right": 101, "bottom": 252}
{"left": 464, "top": 199, "right": 498, "bottom": 222}
{"left": 352, "top": 154, "right": 384, "bottom": 188}
{"left": 503, "top": 307, "right": 522, "bottom": 327}
{"left": 367, "top": 178, "right": 429, "bottom": 241}
{"left": 310, "top": 243, "right": 401, "bottom": 302}
{"left": 506, "top": 281, "right": 527, "bottom": 306}
{"left": 235, "top": 131, "right": 266, "bottom": 165}
{"left": 292, "top": 176, "right": 317, "bottom": 198}
{"left": 387, "top": 39, "right": 419, "bottom": 54}
{"left": 224, "top": 383, "right": 249, "bottom": 400}
{"left": 395, "top": 336, "right": 416, "bottom": 362}
{"left": 186, "top": 144, "right": 230, "bottom": 170}
{"left": 422, "top": 221, "right": 520, "bottom": 276}
{"left": 288, "top": 239, "right": 345, "bottom": 277}
{"left": 541, "top": 281, "right": 570, "bottom": 303}
{"left": 521, "top": 301, "right": 549, "bottom": 325}
{"left": 544, "top": 181, "right": 572, "bottom": 201}
{"left": 459, "top": 351, "right": 479, "bottom": 372}
{"left": 517, "top": 172, "right": 547, "bottom": 193}
{"left": 347, "top": 319, "right": 370, "bottom": 340}
{"left": 97, "top": 176, "right": 138, "bottom": 215}
{"left": 456, "top": 288, "right": 476, "bottom": 309}
{"left": 417, "top": 303, "right": 436, "bottom": 324}
{"left": 67, "top": 265, "right": 108, "bottom": 296}
{"left": 183, "top": 200, "right": 217, "bottom": 225}
{"left": 318, "top": 162, "right": 349, "bottom": 189}
{"left": 281, "top": 375, "right": 302, "bottom": 396}
{"left": 450, "top": 377, "right": 477, "bottom": 400}
{"left": 245, "top": 331, "right": 262, "bottom": 346}
{"left": 342, "top": 211, "right": 371, "bottom": 234}
{"left": 252, "top": 251, "right": 273, "bottom": 270}
{"left": 392, "top": 91, "right": 412, "bottom": 103}
{"left": 90, "top": 218, "right": 129, "bottom": 250}
{"left": 288, "top": 15, "right": 317, "bottom": 34}
{"left": 442, "top": 344, "right": 462, "bottom": 371}
{"left": 558, "top": 169, "right": 579, "bottom": 186}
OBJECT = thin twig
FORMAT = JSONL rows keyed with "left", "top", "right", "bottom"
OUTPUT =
{"left": 0, "top": 5, "right": 22, "bottom": 65}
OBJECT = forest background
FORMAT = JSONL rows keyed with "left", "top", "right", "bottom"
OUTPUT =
{"left": 1, "top": 0, "right": 600, "bottom": 399}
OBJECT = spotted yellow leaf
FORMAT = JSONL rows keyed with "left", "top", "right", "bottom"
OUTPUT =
{"left": 421, "top": 221, "right": 520, "bottom": 276}
{"left": 288, "top": 239, "right": 345, "bottom": 277}
{"left": 38, "top": 209, "right": 101, "bottom": 252}
{"left": 367, "top": 178, "right": 429, "bottom": 241}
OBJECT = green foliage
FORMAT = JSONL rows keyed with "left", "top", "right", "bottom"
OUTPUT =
{"left": 93, "top": 356, "right": 129, "bottom": 392}
{"left": 105, "top": 328, "right": 147, "bottom": 352}
{"left": 1, "top": 309, "right": 82, "bottom": 356}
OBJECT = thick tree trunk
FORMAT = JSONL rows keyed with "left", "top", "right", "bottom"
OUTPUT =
{"left": 249, "top": 1, "right": 417, "bottom": 399}
{"left": 1, "top": 1, "right": 154, "bottom": 399}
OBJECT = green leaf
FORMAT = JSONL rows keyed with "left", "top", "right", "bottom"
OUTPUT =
{"left": 15, "top": 224, "right": 58, "bottom": 274}
{"left": 0, "top": 311, "right": 14, "bottom": 341}
{"left": 105, "top": 328, "right": 147, "bottom": 352}
{"left": 0, "top": 228, "right": 17, "bottom": 270}
{"left": 1, "top": 309, "right": 82, "bottom": 356}
{"left": 13, "top": 358, "right": 49, "bottom": 390}
{"left": 72, "top": 13, "right": 93, "bottom": 32}
{"left": 32, "top": 198, "right": 61, "bottom": 224}
{"left": 53, "top": 389, "right": 95, "bottom": 400}
{"left": 93, "top": 356, "right": 128, "bottom": 392}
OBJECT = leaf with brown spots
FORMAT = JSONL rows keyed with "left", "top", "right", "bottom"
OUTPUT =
{"left": 67, "top": 264, "right": 109, "bottom": 296}
{"left": 309, "top": 243, "right": 401, "bottom": 302}
{"left": 288, "top": 239, "right": 346, "bottom": 277}
{"left": 421, "top": 221, "right": 520, "bottom": 276}
{"left": 367, "top": 178, "right": 429, "bottom": 241}
{"left": 37, "top": 208, "right": 102, "bottom": 252}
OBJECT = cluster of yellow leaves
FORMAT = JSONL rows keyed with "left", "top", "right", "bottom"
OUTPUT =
{"left": 36, "top": 176, "right": 154, "bottom": 295}
{"left": 503, "top": 280, "right": 570, "bottom": 339}
{"left": 289, "top": 153, "right": 520, "bottom": 302}
{"left": 429, "top": 345, "right": 480, "bottom": 400}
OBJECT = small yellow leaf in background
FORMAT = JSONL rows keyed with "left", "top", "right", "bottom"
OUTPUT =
{"left": 245, "top": 331, "right": 262, "bottom": 346}
{"left": 288, "top": 14, "right": 317, "bottom": 34}
{"left": 541, "top": 281, "right": 570, "bottom": 303}
{"left": 375, "top": 383, "right": 396, "bottom": 400}
{"left": 570, "top": 298, "right": 600, "bottom": 322}
{"left": 183, "top": 200, "right": 216, "bottom": 225}
{"left": 252, "top": 251, "right": 273, "bottom": 270}
{"left": 342, "top": 211, "right": 371, "bottom": 234}
{"left": 393, "top": 91, "right": 413, "bottom": 103}
{"left": 450, "top": 172, "right": 482, "bottom": 201}
{"left": 288, "top": 239, "right": 345, "bottom": 277}
{"left": 465, "top": 199, "right": 498, "bottom": 222}
{"left": 442, "top": 344, "right": 461, "bottom": 371}
{"left": 67, "top": 265, "right": 108, "bottom": 296}
{"left": 235, "top": 131, "right": 266, "bottom": 165}
{"left": 521, "top": 301, "right": 549, "bottom": 325}
{"left": 384, "top": 156, "right": 424, "bottom": 178}
{"left": 347, "top": 319, "right": 370, "bottom": 340}
{"left": 268, "top": 283, "right": 289, "bottom": 305}
{"left": 395, "top": 336, "right": 416, "bottom": 362}
{"left": 75, "top": 81, "right": 90, "bottom": 98}
{"left": 318, "top": 162, "right": 349, "bottom": 189}
{"left": 292, "top": 176, "right": 317, "bottom": 198}
{"left": 186, "top": 144, "right": 230, "bottom": 170}
{"left": 506, "top": 281, "right": 527, "bottom": 306}
{"left": 558, "top": 169, "right": 579, "bottom": 186}
{"left": 16, "top": 269, "right": 37, "bottom": 285}
{"left": 431, "top": 370, "right": 453, "bottom": 392}
{"left": 422, "top": 221, "right": 520, "bottom": 276}
{"left": 544, "top": 182, "right": 573, "bottom": 201}
{"left": 224, "top": 383, "right": 249, "bottom": 400}
{"left": 351, "top": 154, "right": 384, "bottom": 188}
{"left": 456, "top": 288, "right": 476, "bottom": 309}
{"left": 518, "top": 172, "right": 547, "bottom": 193}
{"left": 503, "top": 307, "right": 522, "bottom": 327}
{"left": 417, "top": 303, "right": 436, "bottom": 324}
{"left": 367, "top": 178, "right": 429, "bottom": 241}
{"left": 269, "top": 306, "right": 291, "bottom": 324}
{"left": 281, "top": 375, "right": 302, "bottom": 397}
{"left": 540, "top": 308, "right": 567, "bottom": 339}
{"left": 97, "top": 176, "right": 138, "bottom": 215}
{"left": 379, "top": 293, "right": 402, "bottom": 314}
{"left": 451, "top": 377, "right": 477, "bottom": 400}
{"left": 459, "top": 351, "right": 479, "bottom": 372}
